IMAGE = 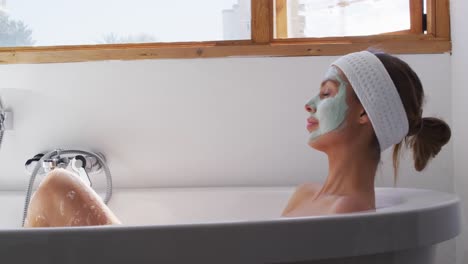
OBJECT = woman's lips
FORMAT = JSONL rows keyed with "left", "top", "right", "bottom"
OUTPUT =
{"left": 307, "top": 117, "right": 319, "bottom": 131}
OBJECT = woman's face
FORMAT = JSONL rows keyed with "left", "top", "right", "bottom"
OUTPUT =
{"left": 305, "top": 66, "right": 351, "bottom": 147}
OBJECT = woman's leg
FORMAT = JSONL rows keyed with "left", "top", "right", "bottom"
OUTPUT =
{"left": 24, "top": 168, "right": 120, "bottom": 227}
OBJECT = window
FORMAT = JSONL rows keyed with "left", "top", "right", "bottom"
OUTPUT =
{"left": 0, "top": 0, "right": 451, "bottom": 64}
{"left": 1, "top": 0, "right": 251, "bottom": 46}
{"left": 275, "top": 0, "right": 412, "bottom": 38}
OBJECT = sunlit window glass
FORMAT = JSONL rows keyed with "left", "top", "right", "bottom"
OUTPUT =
{"left": 276, "top": 0, "right": 411, "bottom": 38}
{"left": 0, "top": 0, "right": 251, "bottom": 47}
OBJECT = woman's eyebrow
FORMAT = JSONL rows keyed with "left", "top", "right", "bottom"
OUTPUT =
{"left": 320, "top": 78, "right": 333, "bottom": 87}
{"left": 320, "top": 79, "right": 336, "bottom": 88}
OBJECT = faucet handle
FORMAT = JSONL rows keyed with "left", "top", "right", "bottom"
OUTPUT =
{"left": 71, "top": 156, "right": 92, "bottom": 187}
{"left": 42, "top": 158, "right": 58, "bottom": 172}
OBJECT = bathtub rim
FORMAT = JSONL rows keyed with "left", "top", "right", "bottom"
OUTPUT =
{"left": 0, "top": 187, "right": 461, "bottom": 263}
{"left": 0, "top": 187, "right": 460, "bottom": 231}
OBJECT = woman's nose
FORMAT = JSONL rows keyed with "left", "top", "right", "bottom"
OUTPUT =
{"left": 305, "top": 104, "right": 316, "bottom": 113}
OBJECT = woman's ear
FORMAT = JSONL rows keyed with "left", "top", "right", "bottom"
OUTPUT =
{"left": 359, "top": 109, "right": 370, "bottom": 124}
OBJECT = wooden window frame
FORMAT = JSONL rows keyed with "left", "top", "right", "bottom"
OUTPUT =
{"left": 0, "top": 0, "right": 450, "bottom": 64}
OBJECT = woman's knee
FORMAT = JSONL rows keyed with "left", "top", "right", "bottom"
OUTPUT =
{"left": 26, "top": 168, "right": 120, "bottom": 227}
{"left": 26, "top": 169, "right": 84, "bottom": 227}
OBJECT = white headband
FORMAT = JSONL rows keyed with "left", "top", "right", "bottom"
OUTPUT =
{"left": 332, "top": 51, "right": 409, "bottom": 151}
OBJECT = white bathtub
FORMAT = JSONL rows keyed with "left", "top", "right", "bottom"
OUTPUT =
{"left": 0, "top": 187, "right": 461, "bottom": 264}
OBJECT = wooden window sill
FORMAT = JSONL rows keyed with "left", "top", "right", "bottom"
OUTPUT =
{"left": 0, "top": 35, "right": 450, "bottom": 64}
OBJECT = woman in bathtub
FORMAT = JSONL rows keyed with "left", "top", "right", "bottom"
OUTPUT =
{"left": 24, "top": 50, "right": 451, "bottom": 227}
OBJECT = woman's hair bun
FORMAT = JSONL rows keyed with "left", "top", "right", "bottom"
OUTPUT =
{"left": 406, "top": 117, "right": 451, "bottom": 171}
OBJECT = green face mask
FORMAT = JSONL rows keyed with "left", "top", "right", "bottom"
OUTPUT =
{"left": 306, "top": 67, "right": 349, "bottom": 142}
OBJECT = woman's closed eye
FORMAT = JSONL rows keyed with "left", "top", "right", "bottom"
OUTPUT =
{"left": 319, "top": 80, "right": 339, "bottom": 99}
{"left": 320, "top": 88, "right": 331, "bottom": 99}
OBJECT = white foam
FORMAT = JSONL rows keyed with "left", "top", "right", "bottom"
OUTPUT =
{"left": 66, "top": 190, "right": 76, "bottom": 200}
{"left": 35, "top": 215, "right": 46, "bottom": 224}
{"left": 59, "top": 200, "right": 65, "bottom": 216}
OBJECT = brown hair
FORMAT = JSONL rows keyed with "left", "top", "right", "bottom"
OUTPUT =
{"left": 371, "top": 51, "right": 451, "bottom": 182}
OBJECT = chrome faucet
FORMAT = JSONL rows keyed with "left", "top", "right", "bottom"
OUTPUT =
{"left": 25, "top": 150, "right": 104, "bottom": 187}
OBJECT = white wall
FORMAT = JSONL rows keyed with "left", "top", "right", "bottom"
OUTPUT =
{"left": 0, "top": 55, "right": 452, "bottom": 192}
{"left": 451, "top": 0, "right": 468, "bottom": 263}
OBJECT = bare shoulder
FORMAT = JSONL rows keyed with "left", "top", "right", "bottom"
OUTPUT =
{"left": 332, "top": 196, "right": 374, "bottom": 214}
{"left": 290, "top": 182, "right": 322, "bottom": 202}
{"left": 282, "top": 182, "right": 322, "bottom": 216}
{"left": 295, "top": 182, "right": 322, "bottom": 195}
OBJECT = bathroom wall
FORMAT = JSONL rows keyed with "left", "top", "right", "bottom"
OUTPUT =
{"left": 450, "top": 0, "right": 468, "bottom": 263}
{"left": 0, "top": 54, "right": 452, "bottom": 192}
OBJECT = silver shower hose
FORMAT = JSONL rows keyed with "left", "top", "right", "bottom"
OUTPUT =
{"left": 0, "top": 129, "right": 3, "bottom": 152}
{"left": 0, "top": 99, "right": 4, "bottom": 151}
{"left": 21, "top": 149, "right": 113, "bottom": 227}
